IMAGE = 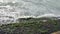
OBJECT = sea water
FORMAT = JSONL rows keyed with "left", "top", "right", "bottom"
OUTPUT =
{"left": 0, "top": 0, "right": 60, "bottom": 24}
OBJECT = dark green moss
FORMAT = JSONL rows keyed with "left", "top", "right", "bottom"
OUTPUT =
{"left": 0, "top": 17, "right": 60, "bottom": 34}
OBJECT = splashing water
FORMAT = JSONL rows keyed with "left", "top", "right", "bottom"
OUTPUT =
{"left": 0, "top": 0, "right": 60, "bottom": 24}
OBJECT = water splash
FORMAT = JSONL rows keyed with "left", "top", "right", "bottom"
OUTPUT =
{"left": 0, "top": 0, "right": 60, "bottom": 24}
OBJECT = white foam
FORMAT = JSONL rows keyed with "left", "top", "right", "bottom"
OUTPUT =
{"left": 0, "top": 0, "right": 60, "bottom": 24}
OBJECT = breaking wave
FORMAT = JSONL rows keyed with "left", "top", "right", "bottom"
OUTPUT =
{"left": 0, "top": 0, "right": 60, "bottom": 24}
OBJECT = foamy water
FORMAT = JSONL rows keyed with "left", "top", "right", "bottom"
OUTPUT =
{"left": 0, "top": 0, "right": 60, "bottom": 24}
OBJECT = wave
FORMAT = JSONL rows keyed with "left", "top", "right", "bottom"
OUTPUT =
{"left": 0, "top": 0, "right": 60, "bottom": 24}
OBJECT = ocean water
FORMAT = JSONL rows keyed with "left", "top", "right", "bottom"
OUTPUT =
{"left": 0, "top": 0, "right": 60, "bottom": 24}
